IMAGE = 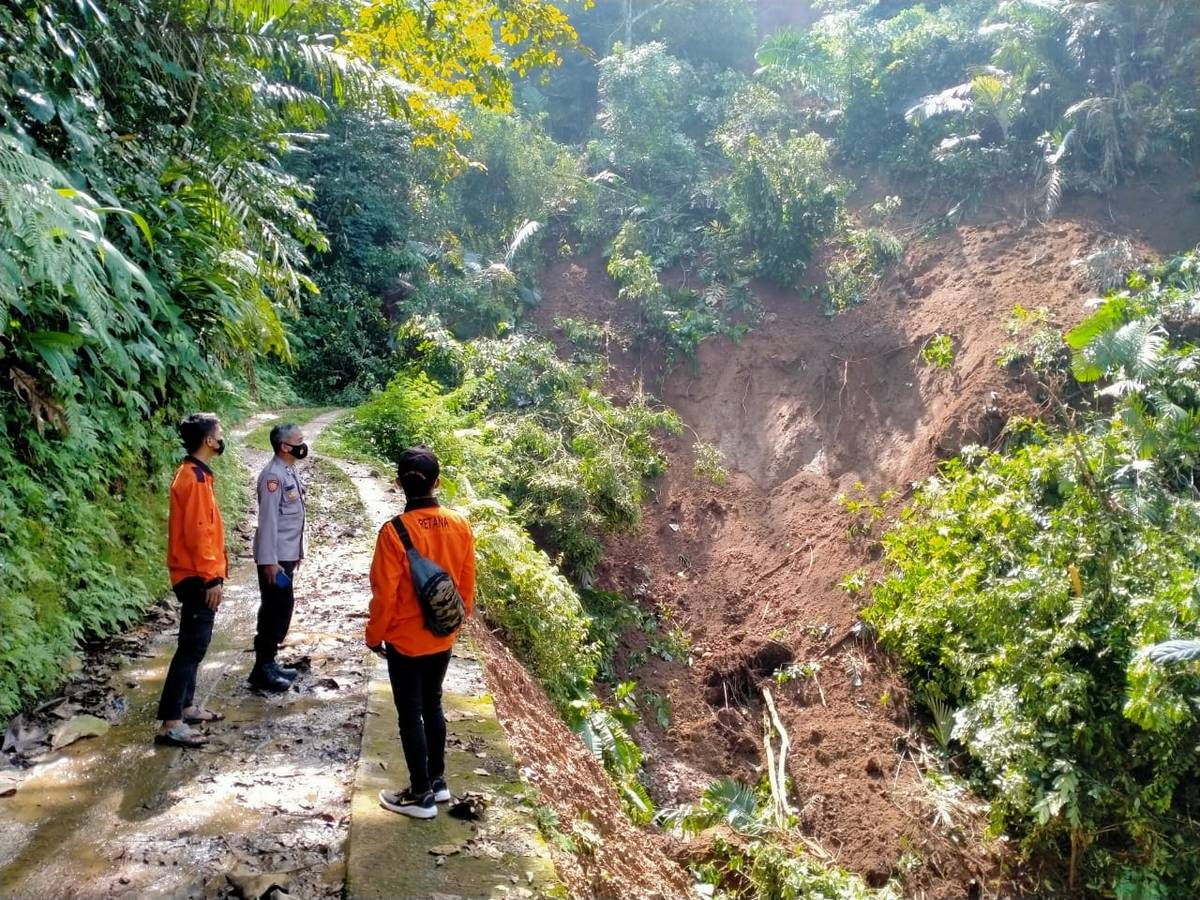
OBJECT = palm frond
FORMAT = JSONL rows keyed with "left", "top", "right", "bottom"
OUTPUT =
{"left": 505, "top": 219, "right": 542, "bottom": 269}
{"left": 1064, "top": 96, "right": 1123, "bottom": 186}
{"left": 907, "top": 82, "right": 975, "bottom": 126}
{"left": 1042, "top": 164, "right": 1064, "bottom": 220}
{"left": 1142, "top": 640, "right": 1200, "bottom": 665}
{"left": 701, "top": 777, "right": 762, "bottom": 833}
{"left": 922, "top": 691, "right": 957, "bottom": 752}
{"left": 755, "top": 29, "right": 840, "bottom": 101}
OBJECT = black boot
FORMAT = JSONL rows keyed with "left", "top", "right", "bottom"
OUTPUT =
{"left": 248, "top": 664, "right": 291, "bottom": 693}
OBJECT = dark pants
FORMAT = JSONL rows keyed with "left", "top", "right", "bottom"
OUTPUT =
{"left": 385, "top": 645, "right": 452, "bottom": 796}
{"left": 156, "top": 578, "right": 216, "bottom": 721}
{"left": 254, "top": 560, "right": 296, "bottom": 668}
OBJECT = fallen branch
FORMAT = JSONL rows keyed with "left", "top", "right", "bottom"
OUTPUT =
{"left": 761, "top": 687, "right": 793, "bottom": 828}
{"left": 762, "top": 703, "right": 781, "bottom": 826}
{"left": 758, "top": 540, "right": 813, "bottom": 583}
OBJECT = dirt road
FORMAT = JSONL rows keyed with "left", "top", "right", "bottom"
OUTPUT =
{"left": 1, "top": 410, "right": 371, "bottom": 898}
{"left": 0, "top": 409, "right": 561, "bottom": 900}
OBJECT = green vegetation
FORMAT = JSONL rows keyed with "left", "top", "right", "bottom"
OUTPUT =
{"left": 581, "top": 589, "right": 693, "bottom": 687}
{"left": 0, "top": 0, "right": 579, "bottom": 718}
{"left": 660, "top": 779, "right": 899, "bottom": 898}
{"left": 337, "top": 324, "right": 679, "bottom": 578}
{"left": 759, "top": 3, "right": 1200, "bottom": 212}
{"left": 692, "top": 441, "right": 729, "bottom": 485}
{"left": 867, "top": 252, "right": 1200, "bottom": 896}
{"left": 8, "top": 0, "right": 1200, "bottom": 895}
{"left": 998, "top": 305, "right": 1064, "bottom": 371}
{"left": 326, "top": 326, "right": 685, "bottom": 819}
{"left": 919, "top": 334, "right": 955, "bottom": 370}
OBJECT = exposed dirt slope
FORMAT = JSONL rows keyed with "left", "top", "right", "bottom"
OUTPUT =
{"left": 477, "top": 624, "right": 693, "bottom": 899}
{"left": 531, "top": 202, "right": 1200, "bottom": 896}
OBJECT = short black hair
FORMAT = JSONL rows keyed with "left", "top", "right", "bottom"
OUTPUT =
{"left": 397, "top": 445, "right": 440, "bottom": 496}
{"left": 269, "top": 422, "right": 301, "bottom": 452}
{"left": 179, "top": 412, "right": 220, "bottom": 453}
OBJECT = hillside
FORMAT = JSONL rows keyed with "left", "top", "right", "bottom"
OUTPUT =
{"left": 5, "top": 1, "right": 1200, "bottom": 897}
{"left": 521, "top": 184, "right": 1200, "bottom": 895}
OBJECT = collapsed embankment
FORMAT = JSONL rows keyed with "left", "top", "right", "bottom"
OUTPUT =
{"left": 517, "top": 185, "right": 1200, "bottom": 896}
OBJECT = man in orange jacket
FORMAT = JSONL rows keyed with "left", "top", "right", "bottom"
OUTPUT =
{"left": 368, "top": 446, "right": 476, "bottom": 819}
{"left": 154, "top": 413, "right": 228, "bottom": 749}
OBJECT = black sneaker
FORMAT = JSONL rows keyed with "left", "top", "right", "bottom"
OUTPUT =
{"left": 379, "top": 787, "right": 436, "bottom": 819}
{"left": 267, "top": 661, "right": 298, "bottom": 682}
{"left": 248, "top": 666, "right": 291, "bottom": 693}
{"left": 430, "top": 776, "right": 451, "bottom": 803}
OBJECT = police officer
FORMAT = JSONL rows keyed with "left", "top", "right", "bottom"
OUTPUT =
{"left": 249, "top": 423, "right": 308, "bottom": 692}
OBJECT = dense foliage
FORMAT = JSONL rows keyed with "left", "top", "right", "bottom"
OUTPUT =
{"left": 867, "top": 253, "right": 1200, "bottom": 896}
{"left": 0, "top": 0, "right": 578, "bottom": 718}
{"left": 334, "top": 321, "right": 680, "bottom": 582}
{"left": 759, "top": 1, "right": 1200, "bottom": 211}
{"left": 8, "top": 0, "right": 1200, "bottom": 893}
{"left": 324, "top": 330, "right": 682, "bottom": 817}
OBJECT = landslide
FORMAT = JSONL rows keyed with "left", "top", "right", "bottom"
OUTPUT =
{"left": 530, "top": 186, "right": 1200, "bottom": 896}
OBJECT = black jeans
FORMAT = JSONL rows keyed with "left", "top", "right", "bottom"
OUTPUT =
{"left": 254, "top": 560, "right": 296, "bottom": 668}
{"left": 156, "top": 578, "right": 216, "bottom": 721}
{"left": 385, "top": 645, "right": 452, "bottom": 796}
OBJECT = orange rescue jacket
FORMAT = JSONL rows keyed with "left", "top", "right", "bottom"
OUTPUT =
{"left": 367, "top": 500, "right": 476, "bottom": 657}
{"left": 167, "top": 456, "right": 227, "bottom": 587}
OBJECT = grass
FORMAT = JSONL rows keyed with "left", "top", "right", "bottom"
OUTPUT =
{"left": 313, "top": 417, "right": 394, "bottom": 478}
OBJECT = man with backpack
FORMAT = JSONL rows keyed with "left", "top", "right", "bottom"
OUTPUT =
{"left": 367, "top": 446, "right": 476, "bottom": 819}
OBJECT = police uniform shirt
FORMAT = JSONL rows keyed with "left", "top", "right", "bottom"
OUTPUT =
{"left": 253, "top": 455, "right": 306, "bottom": 565}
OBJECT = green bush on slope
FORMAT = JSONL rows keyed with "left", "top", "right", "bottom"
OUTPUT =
{"left": 867, "top": 252, "right": 1200, "bottom": 896}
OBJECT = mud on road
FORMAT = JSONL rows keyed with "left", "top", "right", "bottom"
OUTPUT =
{"left": 0, "top": 410, "right": 376, "bottom": 899}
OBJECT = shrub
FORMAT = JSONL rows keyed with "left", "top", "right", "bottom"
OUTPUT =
{"left": 335, "top": 326, "right": 680, "bottom": 577}
{"left": 722, "top": 133, "right": 846, "bottom": 287}
{"left": 867, "top": 253, "right": 1200, "bottom": 896}
{"left": 826, "top": 226, "right": 905, "bottom": 313}
{"left": 591, "top": 42, "right": 699, "bottom": 188}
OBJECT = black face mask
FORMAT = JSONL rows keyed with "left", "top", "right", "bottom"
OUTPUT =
{"left": 288, "top": 442, "right": 309, "bottom": 460}
{"left": 212, "top": 438, "right": 226, "bottom": 456}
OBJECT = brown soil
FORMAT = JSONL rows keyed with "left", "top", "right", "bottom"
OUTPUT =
{"left": 530, "top": 197, "right": 1200, "bottom": 897}
{"left": 474, "top": 623, "right": 694, "bottom": 900}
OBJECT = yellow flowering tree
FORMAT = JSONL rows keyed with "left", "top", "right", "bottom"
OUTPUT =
{"left": 346, "top": 0, "right": 584, "bottom": 155}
